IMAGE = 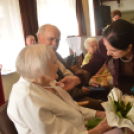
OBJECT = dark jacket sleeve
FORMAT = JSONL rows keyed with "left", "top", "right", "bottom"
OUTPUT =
{"left": 55, "top": 52, "right": 86, "bottom": 100}
{"left": 75, "top": 38, "right": 108, "bottom": 85}
{"left": 55, "top": 52, "right": 75, "bottom": 74}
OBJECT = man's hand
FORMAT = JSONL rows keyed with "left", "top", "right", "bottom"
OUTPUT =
{"left": 59, "top": 76, "right": 81, "bottom": 90}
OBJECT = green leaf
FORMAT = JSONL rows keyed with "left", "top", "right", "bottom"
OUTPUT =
{"left": 86, "top": 118, "right": 103, "bottom": 130}
{"left": 116, "top": 111, "right": 123, "bottom": 118}
{"left": 125, "top": 102, "right": 132, "bottom": 113}
{"left": 113, "top": 101, "right": 119, "bottom": 111}
{"left": 120, "top": 101, "right": 125, "bottom": 108}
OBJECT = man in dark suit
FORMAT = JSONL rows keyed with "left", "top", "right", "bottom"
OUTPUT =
{"left": 37, "top": 24, "right": 104, "bottom": 110}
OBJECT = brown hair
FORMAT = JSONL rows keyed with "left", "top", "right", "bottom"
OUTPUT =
{"left": 111, "top": 10, "right": 121, "bottom": 18}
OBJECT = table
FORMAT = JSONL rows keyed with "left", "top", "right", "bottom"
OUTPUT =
{"left": 65, "top": 36, "right": 87, "bottom": 56}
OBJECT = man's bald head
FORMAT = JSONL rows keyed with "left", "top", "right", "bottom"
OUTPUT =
{"left": 37, "top": 24, "right": 61, "bottom": 52}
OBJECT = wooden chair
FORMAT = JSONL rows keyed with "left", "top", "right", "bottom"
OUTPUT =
{"left": 71, "top": 63, "right": 81, "bottom": 73}
{"left": 77, "top": 101, "right": 89, "bottom": 106}
{"left": 0, "top": 103, "right": 17, "bottom": 134}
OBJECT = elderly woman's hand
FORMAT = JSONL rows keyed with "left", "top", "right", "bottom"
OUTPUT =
{"left": 88, "top": 118, "right": 112, "bottom": 134}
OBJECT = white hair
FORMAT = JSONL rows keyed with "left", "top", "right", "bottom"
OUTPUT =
{"left": 26, "top": 35, "right": 35, "bottom": 41}
{"left": 16, "top": 44, "right": 54, "bottom": 79}
{"left": 84, "top": 38, "right": 98, "bottom": 49}
{"left": 36, "top": 24, "right": 60, "bottom": 36}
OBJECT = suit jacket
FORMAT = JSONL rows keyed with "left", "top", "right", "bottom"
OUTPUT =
{"left": 7, "top": 77, "right": 96, "bottom": 134}
{"left": 55, "top": 52, "right": 86, "bottom": 100}
{"left": 55, "top": 52, "right": 74, "bottom": 75}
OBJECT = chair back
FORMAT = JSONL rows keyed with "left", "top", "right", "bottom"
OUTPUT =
{"left": 0, "top": 103, "right": 17, "bottom": 134}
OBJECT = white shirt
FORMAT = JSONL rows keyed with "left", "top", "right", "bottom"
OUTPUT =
{"left": 7, "top": 77, "right": 96, "bottom": 134}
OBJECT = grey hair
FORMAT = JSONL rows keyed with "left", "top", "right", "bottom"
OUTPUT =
{"left": 36, "top": 24, "right": 61, "bottom": 36}
{"left": 84, "top": 38, "right": 98, "bottom": 49}
{"left": 16, "top": 44, "right": 54, "bottom": 79}
{"left": 26, "top": 35, "right": 35, "bottom": 41}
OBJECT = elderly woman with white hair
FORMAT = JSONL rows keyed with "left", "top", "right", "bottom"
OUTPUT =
{"left": 7, "top": 44, "right": 111, "bottom": 134}
{"left": 82, "top": 38, "right": 98, "bottom": 66}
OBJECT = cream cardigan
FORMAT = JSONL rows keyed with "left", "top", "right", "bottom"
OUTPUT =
{"left": 7, "top": 77, "right": 96, "bottom": 134}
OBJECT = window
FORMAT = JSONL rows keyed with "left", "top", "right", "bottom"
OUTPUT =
{"left": 88, "top": 0, "right": 95, "bottom": 36}
{"left": 0, "top": 0, "right": 25, "bottom": 74}
{"left": 37, "top": 0, "right": 78, "bottom": 58}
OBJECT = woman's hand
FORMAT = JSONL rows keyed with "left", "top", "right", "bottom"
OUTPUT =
{"left": 59, "top": 76, "right": 81, "bottom": 90}
{"left": 95, "top": 111, "right": 106, "bottom": 118}
{"left": 90, "top": 81, "right": 101, "bottom": 87}
{"left": 88, "top": 118, "right": 112, "bottom": 134}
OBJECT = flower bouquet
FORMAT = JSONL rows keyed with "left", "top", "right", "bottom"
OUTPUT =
{"left": 102, "top": 87, "right": 134, "bottom": 132}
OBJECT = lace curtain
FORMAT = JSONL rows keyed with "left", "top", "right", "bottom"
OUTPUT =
{"left": 0, "top": 0, "right": 25, "bottom": 73}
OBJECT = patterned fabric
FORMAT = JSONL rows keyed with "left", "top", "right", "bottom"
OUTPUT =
{"left": 82, "top": 52, "right": 113, "bottom": 86}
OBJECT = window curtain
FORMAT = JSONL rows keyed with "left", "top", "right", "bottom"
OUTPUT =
{"left": 0, "top": 67, "right": 5, "bottom": 106}
{"left": 37, "top": 0, "right": 78, "bottom": 58}
{"left": 19, "top": 0, "right": 39, "bottom": 41}
{"left": 93, "top": 0, "right": 101, "bottom": 35}
{"left": 76, "top": 0, "right": 87, "bottom": 36}
{"left": 0, "top": 0, "right": 25, "bottom": 71}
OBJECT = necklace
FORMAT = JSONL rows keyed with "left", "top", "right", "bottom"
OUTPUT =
{"left": 120, "top": 55, "right": 133, "bottom": 63}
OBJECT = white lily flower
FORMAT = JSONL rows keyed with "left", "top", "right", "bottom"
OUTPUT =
{"left": 124, "top": 95, "right": 134, "bottom": 106}
{"left": 102, "top": 88, "right": 134, "bottom": 132}
{"left": 108, "top": 87, "right": 122, "bottom": 102}
{"left": 127, "top": 104, "right": 134, "bottom": 124}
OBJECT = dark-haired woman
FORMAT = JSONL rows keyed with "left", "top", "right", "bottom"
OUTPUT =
{"left": 60, "top": 19, "right": 134, "bottom": 95}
